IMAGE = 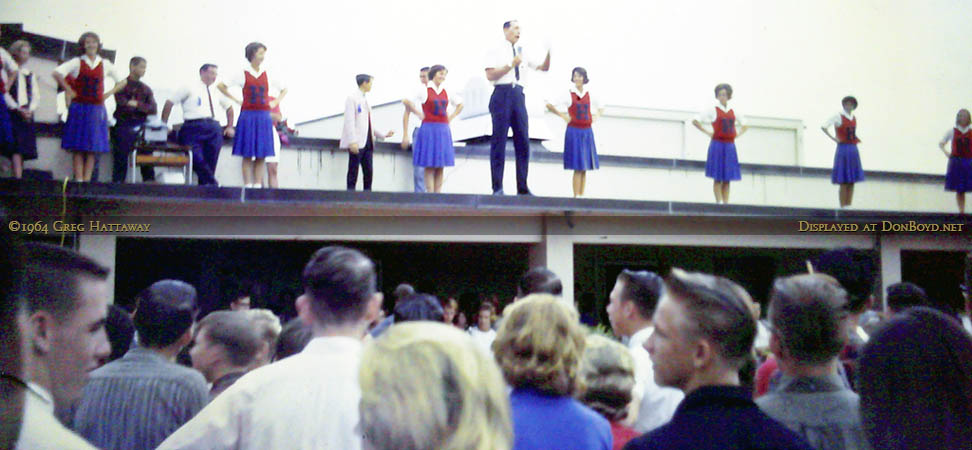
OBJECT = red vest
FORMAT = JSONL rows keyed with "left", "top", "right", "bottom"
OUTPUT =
{"left": 74, "top": 58, "right": 105, "bottom": 104}
{"left": 421, "top": 87, "right": 450, "bottom": 124}
{"left": 568, "top": 91, "right": 592, "bottom": 128}
{"left": 952, "top": 128, "right": 972, "bottom": 158}
{"left": 836, "top": 115, "right": 860, "bottom": 144}
{"left": 242, "top": 71, "right": 270, "bottom": 111}
{"left": 712, "top": 107, "right": 736, "bottom": 142}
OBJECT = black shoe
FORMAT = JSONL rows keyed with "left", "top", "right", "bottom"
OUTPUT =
{"left": 517, "top": 189, "right": 532, "bottom": 196}
{"left": 492, "top": 189, "right": 505, "bottom": 195}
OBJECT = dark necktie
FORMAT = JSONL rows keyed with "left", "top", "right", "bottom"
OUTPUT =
{"left": 206, "top": 86, "right": 215, "bottom": 118}
{"left": 511, "top": 44, "right": 520, "bottom": 81}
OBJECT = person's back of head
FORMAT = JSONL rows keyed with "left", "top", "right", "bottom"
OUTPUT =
{"left": 132, "top": 280, "right": 198, "bottom": 350}
{"left": 607, "top": 270, "right": 663, "bottom": 338}
{"left": 274, "top": 317, "right": 313, "bottom": 361}
{"left": 393, "top": 293, "right": 444, "bottom": 323}
{"left": 245, "top": 308, "right": 282, "bottom": 366}
{"left": 193, "top": 311, "right": 263, "bottom": 380}
{"left": 812, "top": 248, "right": 876, "bottom": 314}
{"left": 493, "top": 294, "right": 585, "bottom": 396}
{"left": 885, "top": 282, "right": 930, "bottom": 315}
{"left": 104, "top": 304, "right": 135, "bottom": 364}
{"left": 22, "top": 243, "right": 110, "bottom": 319}
{"left": 857, "top": 307, "right": 972, "bottom": 450}
{"left": 393, "top": 284, "right": 415, "bottom": 304}
{"left": 298, "top": 246, "right": 380, "bottom": 328}
{"left": 517, "top": 267, "right": 562, "bottom": 298}
{"left": 360, "top": 322, "right": 512, "bottom": 450}
{"left": 767, "top": 274, "right": 849, "bottom": 367}
{"left": 578, "top": 334, "right": 635, "bottom": 423}
{"left": 652, "top": 268, "right": 756, "bottom": 392}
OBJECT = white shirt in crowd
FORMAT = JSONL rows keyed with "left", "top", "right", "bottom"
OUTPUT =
{"left": 694, "top": 101, "right": 746, "bottom": 127}
{"left": 16, "top": 382, "right": 96, "bottom": 450}
{"left": 485, "top": 40, "right": 546, "bottom": 88}
{"left": 169, "top": 80, "right": 233, "bottom": 123}
{"left": 468, "top": 326, "right": 497, "bottom": 354}
{"left": 157, "top": 337, "right": 364, "bottom": 450}
{"left": 627, "top": 325, "right": 684, "bottom": 433}
{"left": 4, "top": 66, "right": 39, "bottom": 111}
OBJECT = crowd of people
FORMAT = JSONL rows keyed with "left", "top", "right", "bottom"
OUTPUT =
{"left": 1, "top": 225, "right": 971, "bottom": 449}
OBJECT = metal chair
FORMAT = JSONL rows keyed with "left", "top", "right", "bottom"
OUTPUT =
{"left": 128, "top": 125, "right": 194, "bottom": 184}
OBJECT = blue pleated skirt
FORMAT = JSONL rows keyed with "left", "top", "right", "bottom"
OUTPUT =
{"left": 945, "top": 157, "right": 972, "bottom": 192}
{"left": 563, "top": 126, "right": 599, "bottom": 171}
{"left": 0, "top": 105, "right": 14, "bottom": 146}
{"left": 705, "top": 140, "right": 741, "bottom": 181}
{"left": 62, "top": 103, "right": 110, "bottom": 153}
{"left": 413, "top": 122, "right": 455, "bottom": 168}
{"left": 832, "top": 143, "right": 865, "bottom": 184}
{"left": 233, "top": 110, "right": 275, "bottom": 158}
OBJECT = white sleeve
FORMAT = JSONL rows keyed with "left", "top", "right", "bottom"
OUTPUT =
{"left": 821, "top": 114, "right": 841, "bottom": 129}
{"left": 734, "top": 110, "right": 745, "bottom": 127}
{"left": 156, "top": 389, "right": 244, "bottom": 450}
{"left": 0, "top": 49, "right": 17, "bottom": 73}
{"left": 218, "top": 91, "right": 233, "bottom": 110}
{"left": 3, "top": 92, "right": 16, "bottom": 109}
{"left": 695, "top": 106, "right": 715, "bottom": 124}
{"left": 485, "top": 45, "right": 508, "bottom": 71}
{"left": 54, "top": 58, "right": 80, "bottom": 78}
{"left": 171, "top": 86, "right": 191, "bottom": 105}
{"left": 224, "top": 72, "right": 244, "bottom": 89}
{"left": 449, "top": 89, "right": 463, "bottom": 106}
{"left": 413, "top": 85, "right": 428, "bottom": 106}
{"left": 102, "top": 59, "right": 122, "bottom": 83}
{"left": 591, "top": 92, "right": 603, "bottom": 111}
{"left": 269, "top": 71, "right": 286, "bottom": 91}
{"left": 28, "top": 73, "right": 40, "bottom": 112}
{"left": 942, "top": 129, "right": 955, "bottom": 144}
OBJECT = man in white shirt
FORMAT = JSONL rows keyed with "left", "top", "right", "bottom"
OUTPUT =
{"left": 16, "top": 243, "right": 111, "bottom": 449}
{"left": 605, "top": 269, "right": 683, "bottom": 433}
{"left": 158, "top": 246, "right": 384, "bottom": 450}
{"left": 402, "top": 67, "right": 429, "bottom": 193}
{"left": 341, "top": 74, "right": 394, "bottom": 191}
{"left": 161, "top": 64, "right": 235, "bottom": 186}
{"left": 484, "top": 20, "right": 550, "bottom": 195}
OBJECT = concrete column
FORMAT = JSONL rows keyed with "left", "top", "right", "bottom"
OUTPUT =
{"left": 529, "top": 216, "right": 577, "bottom": 309}
{"left": 78, "top": 234, "right": 117, "bottom": 304}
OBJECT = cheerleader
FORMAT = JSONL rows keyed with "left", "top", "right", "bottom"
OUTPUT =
{"left": 0, "top": 29, "right": 18, "bottom": 169}
{"left": 402, "top": 64, "right": 463, "bottom": 193}
{"left": 821, "top": 96, "right": 864, "bottom": 207}
{"left": 217, "top": 42, "right": 287, "bottom": 188}
{"left": 52, "top": 32, "right": 127, "bottom": 182}
{"left": 546, "top": 67, "right": 602, "bottom": 197}
{"left": 939, "top": 108, "right": 971, "bottom": 214}
{"left": 3, "top": 40, "right": 37, "bottom": 179}
{"left": 692, "top": 83, "right": 748, "bottom": 203}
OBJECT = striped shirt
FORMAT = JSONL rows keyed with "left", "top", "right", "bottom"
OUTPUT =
{"left": 72, "top": 346, "right": 208, "bottom": 450}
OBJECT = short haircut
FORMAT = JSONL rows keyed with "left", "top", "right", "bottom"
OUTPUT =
{"left": 132, "top": 280, "right": 198, "bottom": 348}
{"left": 841, "top": 96, "right": 858, "bottom": 109}
{"left": 858, "top": 307, "right": 972, "bottom": 449}
{"left": 393, "top": 284, "right": 415, "bottom": 302}
{"left": 361, "top": 322, "right": 512, "bottom": 449}
{"left": 274, "top": 318, "right": 313, "bottom": 361}
{"left": 301, "top": 246, "right": 376, "bottom": 326}
{"left": 419, "top": 66, "right": 430, "bottom": 73}
{"left": 767, "top": 274, "right": 849, "bottom": 365}
{"left": 197, "top": 311, "right": 263, "bottom": 367}
{"left": 517, "top": 267, "right": 562, "bottom": 297}
{"left": 714, "top": 83, "right": 733, "bottom": 99}
{"left": 813, "top": 248, "right": 876, "bottom": 313}
{"left": 22, "top": 243, "right": 109, "bottom": 319}
{"left": 493, "top": 294, "right": 585, "bottom": 396}
{"left": 199, "top": 63, "right": 217, "bottom": 73}
{"left": 886, "top": 282, "right": 929, "bottom": 314}
{"left": 9, "top": 40, "right": 30, "bottom": 59}
{"left": 503, "top": 20, "right": 517, "bottom": 29}
{"left": 428, "top": 65, "right": 447, "bottom": 80}
{"left": 571, "top": 67, "right": 589, "bottom": 84}
{"left": 244, "top": 42, "right": 266, "bottom": 62}
{"left": 129, "top": 56, "right": 145, "bottom": 67}
{"left": 105, "top": 304, "right": 134, "bottom": 363}
{"left": 77, "top": 31, "right": 101, "bottom": 55}
{"left": 663, "top": 268, "right": 756, "bottom": 369}
{"left": 394, "top": 294, "right": 444, "bottom": 323}
{"left": 246, "top": 308, "right": 282, "bottom": 359}
{"left": 617, "top": 270, "right": 663, "bottom": 320}
{"left": 578, "top": 334, "right": 635, "bottom": 422}
{"left": 356, "top": 74, "right": 373, "bottom": 86}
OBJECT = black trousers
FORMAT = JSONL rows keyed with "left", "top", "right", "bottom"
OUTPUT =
{"left": 111, "top": 121, "right": 154, "bottom": 182}
{"left": 178, "top": 119, "right": 223, "bottom": 185}
{"left": 347, "top": 132, "right": 374, "bottom": 191}
{"left": 489, "top": 84, "right": 530, "bottom": 193}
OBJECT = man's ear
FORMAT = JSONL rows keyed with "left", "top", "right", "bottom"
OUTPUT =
{"left": 692, "top": 338, "right": 715, "bottom": 370}
{"left": 296, "top": 295, "right": 313, "bottom": 327}
{"left": 364, "top": 293, "right": 384, "bottom": 323}
{"left": 27, "top": 311, "right": 54, "bottom": 356}
{"left": 176, "top": 326, "right": 193, "bottom": 350}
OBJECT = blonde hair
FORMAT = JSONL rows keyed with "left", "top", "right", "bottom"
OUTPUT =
{"left": 359, "top": 322, "right": 512, "bottom": 450}
{"left": 246, "top": 309, "right": 282, "bottom": 358}
{"left": 493, "top": 294, "right": 586, "bottom": 396}
{"left": 578, "top": 334, "right": 635, "bottom": 422}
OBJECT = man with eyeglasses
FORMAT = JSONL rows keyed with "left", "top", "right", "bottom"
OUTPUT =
{"left": 606, "top": 269, "right": 682, "bottom": 433}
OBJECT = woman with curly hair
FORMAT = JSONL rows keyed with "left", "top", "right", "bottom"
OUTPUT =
{"left": 578, "top": 334, "right": 638, "bottom": 450}
{"left": 493, "top": 294, "right": 611, "bottom": 450}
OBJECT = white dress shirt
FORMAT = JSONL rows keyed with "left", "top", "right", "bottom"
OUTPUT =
{"left": 468, "top": 326, "right": 497, "bottom": 354}
{"left": 16, "top": 383, "right": 97, "bottom": 450}
{"left": 627, "top": 326, "right": 684, "bottom": 433}
{"left": 4, "top": 67, "right": 39, "bottom": 110}
{"left": 157, "top": 336, "right": 364, "bottom": 450}
{"left": 485, "top": 40, "right": 545, "bottom": 87}
{"left": 695, "top": 101, "right": 745, "bottom": 126}
{"left": 340, "top": 89, "right": 388, "bottom": 149}
{"left": 170, "top": 80, "right": 232, "bottom": 121}
{"left": 54, "top": 55, "right": 122, "bottom": 85}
